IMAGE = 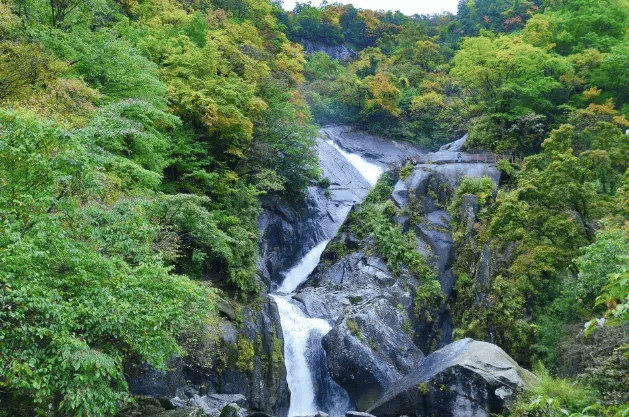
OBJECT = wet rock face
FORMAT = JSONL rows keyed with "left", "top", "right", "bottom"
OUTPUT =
{"left": 257, "top": 190, "right": 329, "bottom": 287}
{"left": 321, "top": 298, "right": 424, "bottom": 411}
{"left": 367, "top": 339, "right": 536, "bottom": 417}
{"left": 257, "top": 133, "right": 378, "bottom": 289}
{"left": 320, "top": 126, "right": 426, "bottom": 165}
{"left": 127, "top": 296, "right": 290, "bottom": 417}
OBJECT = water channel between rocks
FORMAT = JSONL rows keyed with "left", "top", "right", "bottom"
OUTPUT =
{"left": 271, "top": 133, "right": 384, "bottom": 417}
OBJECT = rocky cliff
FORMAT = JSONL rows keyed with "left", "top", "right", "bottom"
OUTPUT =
{"left": 280, "top": 128, "right": 535, "bottom": 414}
{"left": 125, "top": 126, "right": 534, "bottom": 417}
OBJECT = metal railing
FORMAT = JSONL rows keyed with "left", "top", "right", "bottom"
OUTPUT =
{"left": 469, "top": 153, "right": 525, "bottom": 165}
{"left": 390, "top": 152, "right": 525, "bottom": 170}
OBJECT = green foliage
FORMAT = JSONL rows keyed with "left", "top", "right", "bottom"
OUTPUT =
{"left": 77, "top": 99, "right": 179, "bottom": 191}
{"left": 454, "top": 272, "right": 534, "bottom": 365}
{"left": 576, "top": 228, "right": 629, "bottom": 310}
{"left": 543, "top": 0, "right": 629, "bottom": 55}
{"left": 399, "top": 163, "right": 414, "bottom": 179}
{"left": 417, "top": 382, "right": 429, "bottom": 396}
{"left": 452, "top": 34, "right": 570, "bottom": 153}
{"left": 508, "top": 364, "right": 600, "bottom": 417}
{"left": 415, "top": 279, "right": 443, "bottom": 309}
{"left": 233, "top": 336, "right": 255, "bottom": 373}
{"left": 0, "top": 38, "right": 64, "bottom": 103}
{"left": 449, "top": 175, "right": 496, "bottom": 225}
{"left": 457, "top": 0, "right": 542, "bottom": 36}
{"left": 33, "top": 26, "right": 167, "bottom": 106}
{"left": 592, "top": 40, "right": 629, "bottom": 105}
{"left": 151, "top": 193, "right": 261, "bottom": 293}
{"left": 344, "top": 174, "right": 435, "bottom": 282}
{"left": 0, "top": 109, "right": 217, "bottom": 416}
{"left": 247, "top": 89, "right": 321, "bottom": 199}
{"left": 346, "top": 318, "right": 362, "bottom": 339}
{"left": 363, "top": 172, "right": 394, "bottom": 204}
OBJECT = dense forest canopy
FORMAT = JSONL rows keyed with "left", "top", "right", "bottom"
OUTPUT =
{"left": 1, "top": 0, "right": 629, "bottom": 414}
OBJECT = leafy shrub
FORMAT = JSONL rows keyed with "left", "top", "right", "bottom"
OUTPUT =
{"left": 448, "top": 175, "right": 496, "bottom": 225}
{"left": 0, "top": 109, "right": 217, "bottom": 416}
{"left": 508, "top": 364, "right": 601, "bottom": 417}
{"left": 400, "top": 163, "right": 414, "bottom": 179}
{"left": 363, "top": 172, "right": 394, "bottom": 204}
{"left": 575, "top": 228, "right": 629, "bottom": 310}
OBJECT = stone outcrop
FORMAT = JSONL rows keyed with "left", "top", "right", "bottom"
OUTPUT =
{"left": 322, "top": 298, "right": 424, "bottom": 410}
{"left": 286, "top": 131, "right": 520, "bottom": 413}
{"left": 321, "top": 125, "right": 427, "bottom": 165}
{"left": 367, "top": 338, "right": 536, "bottom": 417}
{"left": 301, "top": 41, "right": 357, "bottom": 61}
{"left": 127, "top": 296, "right": 289, "bottom": 417}
{"left": 290, "top": 250, "right": 422, "bottom": 412}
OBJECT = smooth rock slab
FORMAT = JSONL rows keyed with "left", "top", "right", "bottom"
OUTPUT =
{"left": 367, "top": 339, "right": 535, "bottom": 417}
{"left": 322, "top": 298, "right": 424, "bottom": 411}
{"left": 346, "top": 412, "right": 377, "bottom": 417}
{"left": 153, "top": 408, "right": 206, "bottom": 417}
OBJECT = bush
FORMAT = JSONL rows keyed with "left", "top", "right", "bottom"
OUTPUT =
{"left": 508, "top": 363, "right": 600, "bottom": 417}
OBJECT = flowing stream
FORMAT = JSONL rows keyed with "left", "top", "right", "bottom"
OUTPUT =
{"left": 272, "top": 137, "right": 383, "bottom": 417}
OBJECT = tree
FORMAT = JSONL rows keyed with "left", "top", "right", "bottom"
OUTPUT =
{"left": 0, "top": 109, "right": 217, "bottom": 416}
{"left": 457, "top": 0, "right": 542, "bottom": 36}
{"left": 529, "top": 0, "right": 629, "bottom": 55}
{"left": 452, "top": 33, "right": 571, "bottom": 152}
{"left": 33, "top": 26, "right": 167, "bottom": 106}
{"left": 591, "top": 39, "right": 629, "bottom": 106}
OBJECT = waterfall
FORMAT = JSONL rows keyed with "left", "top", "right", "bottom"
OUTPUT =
{"left": 276, "top": 240, "right": 330, "bottom": 294}
{"left": 325, "top": 140, "right": 383, "bottom": 186}
{"left": 272, "top": 136, "right": 384, "bottom": 417}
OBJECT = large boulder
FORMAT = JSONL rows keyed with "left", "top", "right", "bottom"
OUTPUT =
{"left": 288, "top": 249, "right": 422, "bottom": 412}
{"left": 367, "top": 339, "right": 536, "bottom": 417}
{"left": 322, "top": 298, "right": 424, "bottom": 411}
{"left": 187, "top": 394, "right": 247, "bottom": 417}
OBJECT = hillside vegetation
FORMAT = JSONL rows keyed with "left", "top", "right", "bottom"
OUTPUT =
{"left": 0, "top": 0, "right": 319, "bottom": 414}
{"left": 1, "top": 0, "right": 629, "bottom": 415}
{"left": 283, "top": 0, "right": 629, "bottom": 414}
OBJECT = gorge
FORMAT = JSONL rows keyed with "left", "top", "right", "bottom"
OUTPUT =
{"left": 125, "top": 126, "right": 534, "bottom": 417}
{"left": 4, "top": 1, "right": 629, "bottom": 415}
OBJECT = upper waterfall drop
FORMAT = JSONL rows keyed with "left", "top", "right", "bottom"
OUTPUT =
{"left": 325, "top": 140, "right": 383, "bottom": 186}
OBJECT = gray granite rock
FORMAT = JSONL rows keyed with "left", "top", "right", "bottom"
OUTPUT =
{"left": 367, "top": 339, "right": 536, "bottom": 417}
{"left": 322, "top": 298, "right": 424, "bottom": 411}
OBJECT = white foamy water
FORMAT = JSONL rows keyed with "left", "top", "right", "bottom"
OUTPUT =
{"left": 271, "top": 138, "right": 384, "bottom": 416}
{"left": 271, "top": 295, "right": 333, "bottom": 417}
{"left": 277, "top": 240, "right": 330, "bottom": 294}
{"left": 326, "top": 140, "right": 383, "bottom": 186}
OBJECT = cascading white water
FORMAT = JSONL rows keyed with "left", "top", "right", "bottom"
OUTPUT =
{"left": 325, "top": 140, "right": 383, "bottom": 186}
{"left": 273, "top": 138, "right": 384, "bottom": 417}
{"left": 272, "top": 296, "right": 334, "bottom": 416}
{"left": 277, "top": 240, "right": 330, "bottom": 294}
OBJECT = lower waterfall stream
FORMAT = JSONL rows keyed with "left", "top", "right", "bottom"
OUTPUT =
{"left": 271, "top": 135, "right": 384, "bottom": 417}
